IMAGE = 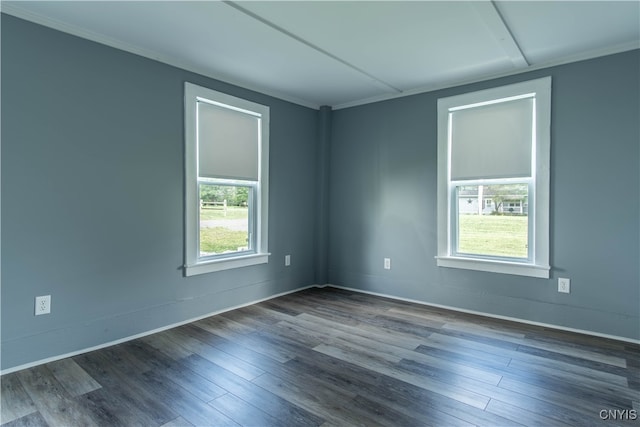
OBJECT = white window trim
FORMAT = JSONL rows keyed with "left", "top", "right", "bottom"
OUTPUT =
{"left": 184, "top": 83, "right": 270, "bottom": 276}
{"left": 436, "top": 77, "right": 551, "bottom": 278}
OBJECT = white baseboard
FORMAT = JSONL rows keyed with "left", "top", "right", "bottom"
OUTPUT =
{"left": 0, "top": 284, "right": 319, "bottom": 376}
{"left": 323, "top": 284, "right": 640, "bottom": 345}
{"left": 4, "top": 282, "right": 636, "bottom": 376}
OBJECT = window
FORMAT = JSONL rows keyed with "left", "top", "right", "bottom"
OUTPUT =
{"left": 436, "top": 77, "right": 551, "bottom": 278}
{"left": 184, "top": 83, "right": 269, "bottom": 276}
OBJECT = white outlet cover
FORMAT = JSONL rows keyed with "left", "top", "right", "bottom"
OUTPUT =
{"left": 35, "top": 295, "right": 51, "bottom": 315}
{"left": 558, "top": 278, "right": 570, "bottom": 293}
{"left": 285, "top": 255, "right": 291, "bottom": 266}
{"left": 384, "top": 258, "right": 391, "bottom": 270}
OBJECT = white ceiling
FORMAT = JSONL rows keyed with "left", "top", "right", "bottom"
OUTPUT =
{"left": 2, "top": 1, "right": 639, "bottom": 109}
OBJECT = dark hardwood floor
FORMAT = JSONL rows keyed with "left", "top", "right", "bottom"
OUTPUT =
{"left": 2, "top": 286, "right": 639, "bottom": 426}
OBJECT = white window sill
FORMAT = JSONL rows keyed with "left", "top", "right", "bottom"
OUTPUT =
{"left": 185, "top": 253, "right": 270, "bottom": 277}
{"left": 436, "top": 255, "right": 550, "bottom": 278}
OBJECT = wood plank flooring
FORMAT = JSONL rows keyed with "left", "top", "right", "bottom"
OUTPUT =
{"left": 2, "top": 287, "right": 639, "bottom": 426}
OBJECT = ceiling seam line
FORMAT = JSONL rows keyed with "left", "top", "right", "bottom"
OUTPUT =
{"left": 222, "top": 0, "right": 403, "bottom": 94}
{"left": 471, "top": 1, "right": 529, "bottom": 69}
{"left": 490, "top": 1, "right": 529, "bottom": 67}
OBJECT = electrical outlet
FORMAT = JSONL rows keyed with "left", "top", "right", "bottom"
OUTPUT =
{"left": 285, "top": 254, "right": 291, "bottom": 266}
{"left": 558, "top": 278, "right": 570, "bottom": 294}
{"left": 384, "top": 258, "right": 391, "bottom": 270}
{"left": 35, "top": 295, "right": 51, "bottom": 315}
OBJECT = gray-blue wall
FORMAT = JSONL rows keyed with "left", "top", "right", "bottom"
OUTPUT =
{"left": 2, "top": 14, "right": 639, "bottom": 372}
{"left": 328, "top": 50, "right": 640, "bottom": 340}
{"left": 1, "top": 15, "right": 320, "bottom": 371}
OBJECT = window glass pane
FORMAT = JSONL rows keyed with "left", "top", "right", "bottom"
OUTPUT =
{"left": 199, "top": 183, "right": 251, "bottom": 258}
{"left": 456, "top": 184, "right": 529, "bottom": 259}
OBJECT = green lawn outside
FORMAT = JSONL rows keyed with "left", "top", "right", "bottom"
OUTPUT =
{"left": 200, "top": 227, "right": 248, "bottom": 254}
{"left": 199, "top": 208, "right": 527, "bottom": 258}
{"left": 199, "top": 206, "right": 249, "bottom": 254}
{"left": 458, "top": 214, "right": 528, "bottom": 258}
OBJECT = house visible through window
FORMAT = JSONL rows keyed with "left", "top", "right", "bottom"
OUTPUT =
{"left": 436, "top": 77, "right": 551, "bottom": 278}
{"left": 184, "top": 83, "right": 270, "bottom": 276}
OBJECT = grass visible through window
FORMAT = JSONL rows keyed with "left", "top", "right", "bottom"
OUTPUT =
{"left": 458, "top": 215, "right": 528, "bottom": 258}
{"left": 199, "top": 206, "right": 249, "bottom": 255}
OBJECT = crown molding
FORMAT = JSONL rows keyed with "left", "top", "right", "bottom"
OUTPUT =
{"left": 333, "top": 41, "right": 640, "bottom": 110}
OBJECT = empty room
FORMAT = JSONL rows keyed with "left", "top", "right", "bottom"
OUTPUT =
{"left": 1, "top": 1, "right": 639, "bottom": 426}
